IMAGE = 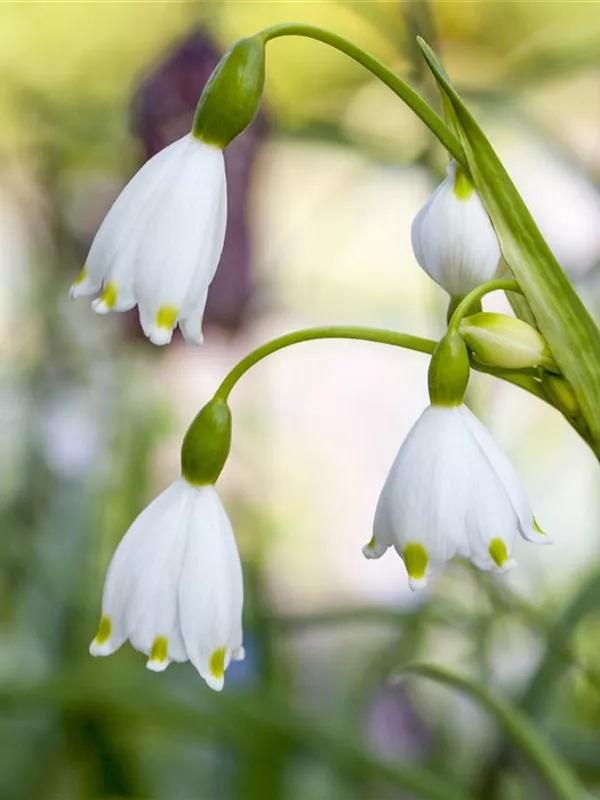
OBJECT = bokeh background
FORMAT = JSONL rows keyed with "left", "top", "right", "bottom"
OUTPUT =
{"left": 1, "top": 1, "right": 600, "bottom": 798}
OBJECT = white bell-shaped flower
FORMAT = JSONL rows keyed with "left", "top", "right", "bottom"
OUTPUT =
{"left": 411, "top": 161, "right": 502, "bottom": 296}
{"left": 90, "top": 479, "right": 243, "bottom": 690}
{"left": 70, "top": 133, "right": 227, "bottom": 346}
{"left": 364, "top": 404, "right": 549, "bottom": 590}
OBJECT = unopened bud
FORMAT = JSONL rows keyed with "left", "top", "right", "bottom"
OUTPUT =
{"left": 411, "top": 161, "right": 501, "bottom": 296}
{"left": 459, "top": 313, "right": 558, "bottom": 372}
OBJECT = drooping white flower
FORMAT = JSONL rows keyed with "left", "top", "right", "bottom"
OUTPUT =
{"left": 70, "top": 133, "right": 227, "bottom": 346}
{"left": 90, "top": 479, "right": 243, "bottom": 690}
{"left": 411, "top": 161, "right": 502, "bottom": 296}
{"left": 363, "top": 404, "right": 549, "bottom": 590}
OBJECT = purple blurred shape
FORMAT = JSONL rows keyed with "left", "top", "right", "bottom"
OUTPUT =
{"left": 131, "top": 29, "right": 268, "bottom": 335}
{"left": 366, "top": 681, "right": 430, "bottom": 762}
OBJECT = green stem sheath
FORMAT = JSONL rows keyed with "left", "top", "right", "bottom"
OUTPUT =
{"left": 215, "top": 327, "right": 435, "bottom": 401}
{"left": 259, "top": 23, "right": 467, "bottom": 169}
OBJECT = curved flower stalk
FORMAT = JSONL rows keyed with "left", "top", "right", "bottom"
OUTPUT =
{"left": 411, "top": 161, "right": 502, "bottom": 297}
{"left": 71, "top": 136, "right": 227, "bottom": 346}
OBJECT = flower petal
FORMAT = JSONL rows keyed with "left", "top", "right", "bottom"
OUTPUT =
{"left": 84, "top": 135, "right": 190, "bottom": 294}
{"left": 128, "top": 504, "right": 190, "bottom": 669}
{"left": 411, "top": 161, "right": 501, "bottom": 296}
{"left": 135, "top": 142, "right": 226, "bottom": 342}
{"left": 178, "top": 486, "right": 243, "bottom": 691}
{"left": 90, "top": 479, "right": 191, "bottom": 657}
{"left": 178, "top": 179, "right": 227, "bottom": 344}
{"left": 464, "top": 451, "right": 518, "bottom": 573}
{"left": 458, "top": 405, "right": 549, "bottom": 544}
{"left": 375, "top": 406, "right": 472, "bottom": 572}
{"left": 179, "top": 288, "right": 208, "bottom": 345}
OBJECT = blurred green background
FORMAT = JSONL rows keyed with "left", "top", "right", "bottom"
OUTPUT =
{"left": 1, "top": 1, "right": 600, "bottom": 798}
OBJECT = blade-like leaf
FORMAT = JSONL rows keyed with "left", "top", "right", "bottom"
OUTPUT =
{"left": 477, "top": 569, "right": 600, "bottom": 797}
{"left": 418, "top": 37, "right": 600, "bottom": 455}
{"left": 400, "top": 663, "right": 585, "bottom": 800}
{"left": 0, "top": 670, "right": 471, "bottom": 800}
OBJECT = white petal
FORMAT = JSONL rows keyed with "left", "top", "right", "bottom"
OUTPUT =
{"left": 69, "top": 269, "right": 101, "bottom": 300}
{"left": 85, "top": 135, "right": 190, "bottom": 292}
{"left": 178, "top": 179, "right": 227, "bottom": 344}
{"left": 178, "top": 486, "right": 243, "bottom": 691}
{"left": 411, "top": 182, "right": 443, "bottom": 274}
{"left": 90, "top": 479, "right": 191, "bottom": 658}
{"left": 361, "top": 534, "right": 390, "bottom": 560}
{"left": 520, "top": 518, "right": 552, "bottom": 545}
{"left": 458, "top": 406, "right": 550, "bottom": 544}
{"left": 411, "top": 161, "right": 501, "bottom": 296}
{"left": 128, "top": 512, "right": 190, "bottom": 670}
{"left": 367, "top": 474, "right": 399, "bottom": 560}
{"left": 464, "top": 451, "right": 518, "bottom": 573}
{"left": 378, "top": 407, "right": 472, "bottom": 558}
{"left": 135, "top": 142, "right": 226, "bottom": 343}
{"left": 179, "top": 288, "right": 208, "bottom": 345}
{"left": 180, "top": 176, "right": 227, "bottom": 313}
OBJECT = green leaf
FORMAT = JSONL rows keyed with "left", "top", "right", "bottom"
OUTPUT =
{"left": 400, "top": 663, "right": 585, "bottom": 800}
{"left": 417, "top": 37, "right": 600, "bottom": 457}
{"left": 521, "top": 570, "right": 600, "bottom": 718}
{"left": 0, "top": 668, "right": 471, "bottom": 800}
{"left": 477, "top": 570, "right": 600, "bottom": 796}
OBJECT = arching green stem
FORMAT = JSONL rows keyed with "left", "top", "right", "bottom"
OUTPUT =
{"left": 215, "top": 326, "right": 435, "bottom": 401}
{"left": 213, "top": 325, "right": 546, "bottom": 405}
{"left": 448, "top": 279, "right": 521, "bottom": 332}
{"left": 259, "top": 23, "right": 467, "bottom": 169}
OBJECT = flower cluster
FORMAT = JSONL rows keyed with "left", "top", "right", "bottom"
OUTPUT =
{"left": 82, "top": 40, "right": 557, "bottom": 690}
{"left": 363, "top": 162, "right": 551, "bottom": 589}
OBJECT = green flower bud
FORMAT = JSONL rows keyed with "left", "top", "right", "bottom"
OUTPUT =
{"left": 181, "top": 397, "right": 232, "bottom": 485}
{"left": 428, "top": 330, "right": 470, "bottom": 406}
{"left": 459, "top": 312, "right": 558, "bottom": 372}
{"left": 192, "top": 36, "right": 266, "bottom": 148}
